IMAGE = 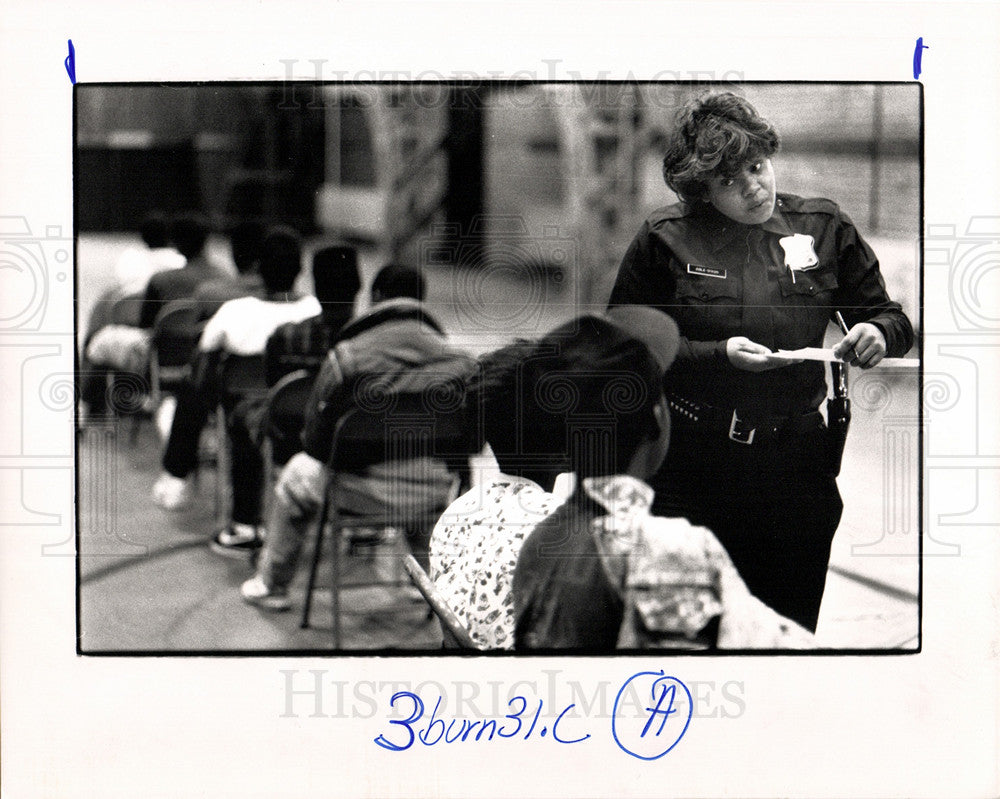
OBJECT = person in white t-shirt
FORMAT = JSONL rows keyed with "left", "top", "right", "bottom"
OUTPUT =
{"left": 152, "top": 227, "right": 319, "bottom": 517}
{"left": 114, "top": 211, "right": 186, "bottom": 297}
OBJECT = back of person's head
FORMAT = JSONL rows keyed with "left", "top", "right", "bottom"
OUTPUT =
{"left": 312, "top": 245, "right": 361, "bottom": 306}
{"left": 139, "top": 212, "right": 170, "bottom": 249}
{"left": 470, "top": 338, "right": 538, "bottom": 473}
{"left": 169, "top": 213, "right": 210, "bottom": 260}
{"left": 229, "top": 220, "right": 267, "bottom": 275}
{"left": 520, "top": 309, "right": 679, "bottom": 480}
{"left": 370, "top": 263, "right": 426, "bottom": 303}
{"left": 662, "top": 91, "right": 780, "bottom": 204}
{"left": 258, "top": 226, "right": 303, "bottom": 293}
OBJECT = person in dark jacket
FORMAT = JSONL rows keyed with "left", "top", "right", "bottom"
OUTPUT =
{"left": 241, "top": 264, "right": 475, "bottom": 610}
{"left": 607, "top": 91, "right": 915, "bottom": 631}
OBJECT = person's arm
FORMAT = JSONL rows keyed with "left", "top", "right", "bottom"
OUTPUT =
{"left": 300, "top": 349, "right": 348, "bottom": 463}
{"left": 831, "top": 209, "right": 915, "bottom": 362}
{"left": 197, "top": 301, "right": 229, "bottom": 353}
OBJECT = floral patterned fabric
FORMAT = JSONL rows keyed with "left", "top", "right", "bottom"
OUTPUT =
{"left": 430, "top": 476, "right": 562, "bottom": 650}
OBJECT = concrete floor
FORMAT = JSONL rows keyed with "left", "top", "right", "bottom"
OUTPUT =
{"left": 76, "top": 234, "right": 920, "bottom": 653}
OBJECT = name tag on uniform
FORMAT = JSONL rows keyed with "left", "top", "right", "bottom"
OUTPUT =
{"left": 686, "top": 264, "right": 727, "bottom": 279}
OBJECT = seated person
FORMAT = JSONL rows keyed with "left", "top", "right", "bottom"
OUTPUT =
{"left": 138, "top": 213, "right": 229, "bottom": 329}
{"left": 79, "top": 211, "right": 184, "bottom": 418}
{"left": 191, "top": 220, "right": 267, "bottom": 321}
{"left": 211, "top": 245, "right": 361, "bottom": 557}
{"left": 151, "top": 227, "right": 320, "bottom": 511}
{"left": 429, "top": 339, "right": 566, "bottom": 650}
{"left": 113, "top": 210, "right": 186, "bottom": 298}
{"left": 512, "top": 309, "right": 815, "bottom": 651}
{"left": 240, "top": 264, "right": 475, "bottom": 611}
{"left": 263, "top": 245, "right": 359, "bottom": 386}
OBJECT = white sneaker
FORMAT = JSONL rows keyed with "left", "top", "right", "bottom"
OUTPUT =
{"left": 240, "top": 574, "right": 291, "bottom": 612}
{"left": 151, "top": 472, "right": 194, "bottom": 511}
{"left": 210, "top": 524, "right": 264, "bottom": 559}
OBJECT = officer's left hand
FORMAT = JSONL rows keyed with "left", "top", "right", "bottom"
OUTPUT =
{"left": 833, "top": 322, "right": 887, "bottom": 368}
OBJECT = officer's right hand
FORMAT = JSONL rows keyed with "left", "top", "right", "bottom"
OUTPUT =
{"left": 726, "top": 336, "right": 800, "bottom": 372}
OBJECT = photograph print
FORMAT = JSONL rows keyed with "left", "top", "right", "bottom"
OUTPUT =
{"left": 75, "top": 81, "right": 921, "bottom": 654}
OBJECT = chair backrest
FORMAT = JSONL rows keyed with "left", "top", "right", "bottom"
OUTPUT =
{"left": 326, "top": 397, "right": 476, "bottom": 476}
{"left": 263, "top": 369, "right": 314, "bottom": 464}
{"left": 402, "top": 553, "right": 477, "bottom": 650}
{"left": 109, "top": 292, "right": 145, "bottom": 327}
{"left": 152, "top": 299, "right": 202, "bottom": 368}
{"left": 217, "top": 353, "right": 268, "bottom": 400}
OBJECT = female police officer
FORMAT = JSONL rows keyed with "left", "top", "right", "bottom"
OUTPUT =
{"left": 607, "top": 91, "right": 914, "bottom": 632}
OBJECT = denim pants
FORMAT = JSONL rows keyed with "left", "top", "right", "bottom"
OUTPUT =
{"left": 258, "top": 458, "right": 456, "bottom": 591}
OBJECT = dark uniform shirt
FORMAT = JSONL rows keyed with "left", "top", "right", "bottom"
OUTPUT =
{"left": 608, "top": 194, "right": 914, "bottom": 418}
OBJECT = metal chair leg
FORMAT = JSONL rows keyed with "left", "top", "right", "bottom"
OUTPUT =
{"left": 330, "top": 504, "right": 342, "bottom": 648}
{"left": 300, "top": 478, "right": 335, "bottom": 630}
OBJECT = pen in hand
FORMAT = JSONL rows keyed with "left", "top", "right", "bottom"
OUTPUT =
{"left": 834, "top": 312, "right": 860, "bottom": 363}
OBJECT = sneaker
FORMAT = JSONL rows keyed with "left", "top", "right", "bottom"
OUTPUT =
{"left": 152, "top": 472, "right": 194, "bottom": 511}
{"left": 210, "top": 525, "right": 264, "bottom": 559}
{"left": 240, "top": 574, "right": 291, "bottom": 611}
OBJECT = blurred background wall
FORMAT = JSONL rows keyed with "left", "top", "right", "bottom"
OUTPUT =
{"left": 76, "top": 82, "right": 919, "bottom": 319}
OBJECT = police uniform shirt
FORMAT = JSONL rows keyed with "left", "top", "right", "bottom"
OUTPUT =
{"left": 608, "top": 194, "right": 915, "bottom": 419}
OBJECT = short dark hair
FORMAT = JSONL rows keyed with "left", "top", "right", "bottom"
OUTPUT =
{"left": 312, "top": 245, "right": 361, "bottom": 304}
{"left": 662, "top": 91, "right": 780, "bottom": 203}
{"left": 521, "top": 316, "right": 663, "bottom": 479}
{"left": 470, "top": 338, "right": 538, "bottom": 472}
{"left": 371, "top": 263, "right": 426, "bottom": 302}
{"left": 258, "top": 226, "right": 303, "bottom": 293}
{"left": 169, "top": 213, "right": 210, "bottom": 259}
{"left": 229, "top": 220, "right": 266, "bottom": 274}
{"left": 139, "top": 212, "right": 169, "bottom": 249}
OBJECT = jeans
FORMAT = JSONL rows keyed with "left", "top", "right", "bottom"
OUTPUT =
{"left": 258, "top": 458, "right": 457, "bottom": 591}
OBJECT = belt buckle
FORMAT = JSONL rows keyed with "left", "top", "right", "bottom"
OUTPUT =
{"left": 728, "top": 410, "right": 756, "bottom": 445}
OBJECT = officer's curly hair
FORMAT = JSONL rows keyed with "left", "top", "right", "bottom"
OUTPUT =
{"left": 662, "top": 92, "right": 780, "bottom": 204}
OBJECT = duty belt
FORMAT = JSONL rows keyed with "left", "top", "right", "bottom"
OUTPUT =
{"left": 666, "top": 393, "right": 823, "bottom": 445}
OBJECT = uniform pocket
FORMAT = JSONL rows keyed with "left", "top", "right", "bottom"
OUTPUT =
{"left": 778, "top": 265, "right": 839, "bottom": 299}
{"left": 675, "top": 275, "right": 740, "bottom": 303}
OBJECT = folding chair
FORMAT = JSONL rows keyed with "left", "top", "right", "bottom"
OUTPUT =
{"left": 261, "top": 369, "right": 314, "bottom": 469}
{"left": 149, "top": 299, "right": 202, "bottom": 406}
{"left": 299, "top": 395, "right": 477, "bottom": 647}
{"left": 109, "top": 292, "right": 145, "bottom": 328}
{"left": 98, "top": 291, "right": 150, "bottom": 440}
{"left": 402, "top": 553, "right": 477, "bottom": 650}
{"left": 210, "top": 353, "right": 269, "bottom": 521}
{"left": 258, "top": 369, "right": 314, "bottom": 513}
